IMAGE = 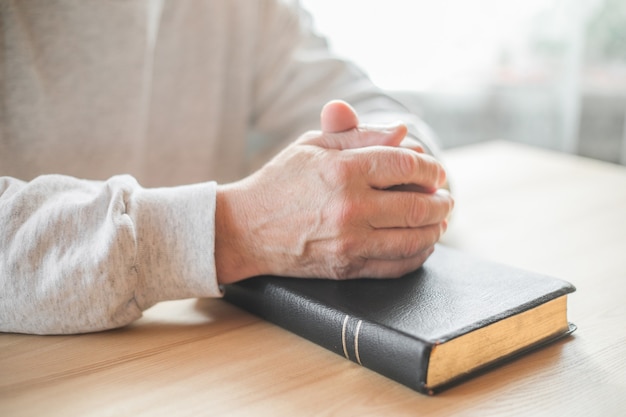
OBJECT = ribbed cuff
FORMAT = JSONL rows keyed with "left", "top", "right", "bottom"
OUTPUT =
{"left": 128, "top": 181, "right": 223, "bottom": 309}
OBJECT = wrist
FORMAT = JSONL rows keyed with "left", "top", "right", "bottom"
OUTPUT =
{"left": 215, "top": 181, "right": 264, "bottom": 285}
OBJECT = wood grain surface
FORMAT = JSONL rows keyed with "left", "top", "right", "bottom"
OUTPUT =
{"left": 2, "top": 141, "right": 625, "bottom": 416}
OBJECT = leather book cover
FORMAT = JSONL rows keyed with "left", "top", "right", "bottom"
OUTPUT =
{"left": 223, "top": 245, "right": 576, "bottom": 394}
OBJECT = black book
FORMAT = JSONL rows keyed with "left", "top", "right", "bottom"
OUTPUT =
{"left": 223, "top": 245, "right": 576, "bottom": 394}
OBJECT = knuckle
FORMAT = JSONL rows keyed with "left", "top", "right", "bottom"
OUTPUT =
{"left": 337, "top": 196, "right": 363, "bottom": 229}
{"left": 413, "top": 246, "right": 435, "bottom": 269}
{"left": 329, "top": 238, "right": 360, "bottom": 279}
{"left": 328, "top": 155, "right": 356, "bottom": 184}
{"left": 406, "top": 196, "right": 428, "bottom": 226}
{"left": 335, "top": 235, "right": 355, "bottom": 261}
{"left": 439, "top": 193, "right": 454, "bottom": 220}
{"left": 429, "top": 223, "right": 443, "bottom": 244}
{"left": 297, "top": 130, "right": 322, "bottom": 145}
{"left": 330, "top": 261, "right": 354, "bottom": 280}
{"left": 397, "top": 152, "right": 420, "bottom": 179}
{"left": 415, "top": 154, "right": 441, "bottom": 186}
{"left": 400, "top": 233, "right": 426, "bottom": 258}
{"left": 362, "top": 151, "right": 384, "bottom": 178}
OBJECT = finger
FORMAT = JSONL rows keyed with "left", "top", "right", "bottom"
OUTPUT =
{"left": 299, "top": 123, "right": 408, "bottom": 150}
{"left": 359, "top": 223, "right": 445, "bottom": 261}
{"left": 365, "top": 189, "right": 454, "bottom": 229}
{"left": 398, "top": 138, "right": 448, "bottom": 188}
{"left": 353, "top": 245, "right": 436, "bottom": 279}
{"left": 400, "top": 136, "right": 425, "bottom": 153}
{"left": 320, "top": 100, "right": 359, "bottom": 133}
{"left": 350, "top": 146, "right": 446, "bottom": 190}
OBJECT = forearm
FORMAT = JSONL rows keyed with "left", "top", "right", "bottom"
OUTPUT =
{"left": 0, "top": 175, "right": 221, "bottom": 335}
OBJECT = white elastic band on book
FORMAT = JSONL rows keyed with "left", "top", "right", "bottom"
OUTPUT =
{"left": 354, "top": 320, "right": 363, "bottom": 366}
{"left": 342, "top": 315, "right": 364, "bottom": 366}
{"left": 342, "top": 315, "right": 350, "bottom": 360}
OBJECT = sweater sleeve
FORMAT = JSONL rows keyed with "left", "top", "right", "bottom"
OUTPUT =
{"left": 0, "top": 174, "right": 222, "bottom": 335}
{"left": 247, "top": 1, "right": 442, "bottom": 172}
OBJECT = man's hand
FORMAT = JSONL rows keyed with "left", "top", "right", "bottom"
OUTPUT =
{"left": 215, "top": 101, "right": 453, "bottom": 284}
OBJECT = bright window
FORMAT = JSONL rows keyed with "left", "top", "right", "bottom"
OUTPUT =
{"left": 302, "top": 0, "right": 626, "bottom": 164}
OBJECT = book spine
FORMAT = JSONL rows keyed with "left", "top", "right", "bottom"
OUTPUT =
{"left": 224, "top": 279, "right": 432, "bottom": 394}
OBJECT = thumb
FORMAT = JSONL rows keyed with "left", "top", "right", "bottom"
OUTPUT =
{"left": 303, "top": 100, "right": 407, "bottom": 150}
{"left": 321, "top": 100, "right": 359, "bottom": 133}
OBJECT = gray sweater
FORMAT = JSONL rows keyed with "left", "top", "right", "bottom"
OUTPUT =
{"left": 0, "top": 0, "right": 439, "bottom": 334}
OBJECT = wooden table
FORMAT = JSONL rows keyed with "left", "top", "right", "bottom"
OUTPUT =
{"left": 2, "top": 141, "right": 625, "bottom": 416}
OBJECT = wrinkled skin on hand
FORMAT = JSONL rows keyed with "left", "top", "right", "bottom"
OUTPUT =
{"left": 215, "top": 101, "right": 453, "bottom": 284}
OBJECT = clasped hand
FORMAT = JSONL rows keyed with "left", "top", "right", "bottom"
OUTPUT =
{"left": 216, "top": 101, "right": 454, "bottom": 284}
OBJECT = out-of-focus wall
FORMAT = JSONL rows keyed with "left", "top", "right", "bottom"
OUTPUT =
{"left": 303, "top": 0, "right": 626, "bottom": 165}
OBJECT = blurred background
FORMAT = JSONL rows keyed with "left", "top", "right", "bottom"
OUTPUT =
{"left": 302, "top": 0, "right": 626, "bottom": 164}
